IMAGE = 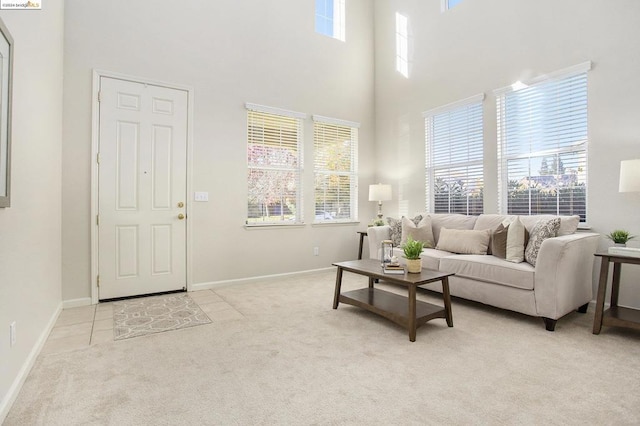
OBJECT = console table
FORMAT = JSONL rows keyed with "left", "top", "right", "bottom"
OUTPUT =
{"left": 593, "top": 253, "right": 640, "bottom": 334}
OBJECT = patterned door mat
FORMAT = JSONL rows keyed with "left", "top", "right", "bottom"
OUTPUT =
{"left": 113, "top": 293, "right": 211, "bottom": 340}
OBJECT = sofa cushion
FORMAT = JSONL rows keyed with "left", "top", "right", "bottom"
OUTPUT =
{"left": 387, "top": 215, "right": 422, "bottom": 246}
{"left": 401, "top": 215, "right": 434, "bottom": 247}
{"left": 436, "top": 228, "right": 491, "bottom": 255}
{"left": 474, "top": 214, "right": 514, "bottom": 255}
{"left": 490, "top": 223, "right": 509, "bottom": 259}
{"left": 414, "top": 247, "right": 454, "bottom": 270}
{"left": 505, "top": 217, "right": 526, "bottom": 263}
{"left": 525, "top": 217, "right": 561, "bottom": 266}
{"left": 439, "top": 255, "right": 535, "bottom": 290}
{"left": 519, "top": 214, "right": 579, "bottom": 236}
{"left": 420, "top": 213, "right": 477, "bottom": 245}
{"left": 473, "top": 214, "right": 514, "bottom": 232}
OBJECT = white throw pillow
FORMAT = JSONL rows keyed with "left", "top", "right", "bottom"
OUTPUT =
{"left": 505, "top": 217, "right": 526, "bottom": 263}
{"left": 401, "top": 215, "right": 434, "bottom": 248}
{"left": 435, "top": 228, "right": 491, "bottom": 255}
{"left": 387, "top": 215, "right": 422, "bottom": 246}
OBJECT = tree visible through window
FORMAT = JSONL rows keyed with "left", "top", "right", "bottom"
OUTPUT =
{"left": 313, "top": 116, "right": 358, "bottom": 222}
{"left": 496, "top": 63, "right": 590, "bottom": 222}
{"left": 246, "top": 106, "right": 304, "bottom": 224}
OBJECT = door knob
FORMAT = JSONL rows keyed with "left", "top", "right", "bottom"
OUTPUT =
{"left": 178, "top": 213, "right": 185, "bottom": 220}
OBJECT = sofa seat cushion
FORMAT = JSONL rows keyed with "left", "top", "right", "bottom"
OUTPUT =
{"left": 439, "top": 255, "right": 535, "bottom": 290}
{"left": 392, "top": 247, "right": 453, "bottom": 270}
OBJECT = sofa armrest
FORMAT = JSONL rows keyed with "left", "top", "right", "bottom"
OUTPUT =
{"left": 534, "top": 232, "right": 600, "bottom": 319}
{"left": 366, "top": 225, "right": 391, "bottom": 260}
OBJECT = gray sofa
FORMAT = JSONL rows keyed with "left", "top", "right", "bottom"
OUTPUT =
{"left": 367, "top": 213, "right": 600, "bottom": 331}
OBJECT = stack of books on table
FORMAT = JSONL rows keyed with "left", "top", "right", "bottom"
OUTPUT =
{"left": 607, "top": 246, "right": 640, "bottom": 258}
{"left": 383, "top": 263, "right": 405, "bottom": 274}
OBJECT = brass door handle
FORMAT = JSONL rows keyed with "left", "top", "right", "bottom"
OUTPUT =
{"left": 178, "top": 213, "right": 185, "bottom": 220}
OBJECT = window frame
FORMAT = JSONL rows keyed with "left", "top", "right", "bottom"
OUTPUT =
{"left": 494, "top": 61, "right": 591, "bottom": 222}
{"left": 315, "top": 0, "right": 346, "bottom": 42}
{"left": 312, "top": 115, "right": 359, "bottom": 224}
{"left": 441, "top": 0, "right": 464, "bottom": 12}
{"left": 423, "top": 93, "right": 485, "bottom": 216}
{"left": 395, "top": 12, "right": 409, "bottom": 78}
{"left": 245, "top": 103, "right": 306, "bottom": 227}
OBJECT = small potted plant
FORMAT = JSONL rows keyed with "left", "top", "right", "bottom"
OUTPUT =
{"left": 402, "top": 236, "right": 425, "bottom": 273}
{"left": 606, "top": 229, "right": 635, "bottom": 247}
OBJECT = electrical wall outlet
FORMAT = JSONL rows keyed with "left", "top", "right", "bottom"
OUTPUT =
{"left": 10, "top": 321, "right": 16, "bottom": 347}
{"left": 313, "top": 247, "right": 319, "bottom": 256}
{"left": 194, "top": 192, "right": 209, "bottom": 202}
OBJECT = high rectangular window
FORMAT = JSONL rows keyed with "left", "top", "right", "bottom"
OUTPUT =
{"left": 313, "top": 116, "right": 358, "bottom": 222}
{"left": 395, "top": 13, "right": 409, "bottom": 78}
{"left": 246, "top": 104, "right": 305, "bottom": 225}
{"left": 442, "top": 0, "right": 464, "bottom": 11}
{"left": 315, "top": 0, "right": 346, "bottom": 41}
{"left": 495, "top": 62, "right": 590, "bottom": 222}
{"left": 424, "top": 95, "right": 485, "bottom": 215}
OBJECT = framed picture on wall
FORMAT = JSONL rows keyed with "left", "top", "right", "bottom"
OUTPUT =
{"left": 0, "top": 17, "right": 13, "bottom": 208}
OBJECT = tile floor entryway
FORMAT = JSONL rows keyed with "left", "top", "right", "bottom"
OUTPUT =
{"left": 41, "top": 289, "right": 244, "bottom": 355}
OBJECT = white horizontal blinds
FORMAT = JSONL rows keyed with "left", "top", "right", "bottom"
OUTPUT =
{"left": 313, "top": 117, "right": 358, "bottom": 221}
{"left": 425, "top": 98, "right": 484, "bottom": 215}
{"left": 498, "top": 70, "right": 588, "bottom": 221}
{"left": 247, "top": 109, "right": 303, "bottom": 224}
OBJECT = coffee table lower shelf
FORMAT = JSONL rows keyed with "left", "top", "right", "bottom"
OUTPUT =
{"left": 339, "top": 288, "right": 447, "bottom": 331}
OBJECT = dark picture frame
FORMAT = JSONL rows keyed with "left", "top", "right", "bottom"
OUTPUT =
{"left": 0, "top": 17, "right": 13, "bottom": 208}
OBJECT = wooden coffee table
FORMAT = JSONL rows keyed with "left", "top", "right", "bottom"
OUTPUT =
{"left": 332, "top": 259, "right": 454, "bottom": 342}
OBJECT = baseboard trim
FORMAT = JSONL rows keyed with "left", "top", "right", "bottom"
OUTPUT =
{"left": 62, "top": 297, "right": 93, "bottom": 308}
{"left": 191, "top": 267, "right": 334, "bottom": 291}
{"left": 0, "top": 302, "right": 63, "bottom": 423}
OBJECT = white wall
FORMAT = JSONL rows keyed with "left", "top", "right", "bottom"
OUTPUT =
{"left": 374, "top": 0, "right": 640, "bottom": 307}
{"left": 0, "top": 1, "right": 64, "bottom": 420}
{"left": 62, "top": 0, "right": 376, "bottom": 300}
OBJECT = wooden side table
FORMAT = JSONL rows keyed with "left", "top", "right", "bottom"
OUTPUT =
{"left": 593, "top": 253, "right": 640, "bottom": 334}
{"left": 357, "top": 231, "right": 367, "bottom": 260}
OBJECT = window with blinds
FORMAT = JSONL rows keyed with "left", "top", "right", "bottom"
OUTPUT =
{"left": 313, "top": 116, "right": 358, "bottom": 222}
{"left": 246, "top": 105, "right": 304, "bottom": 225}
{"left": 424, "top": 95, "right": 484, "bottom": 215}
{"left": 496, "top": 62, "right": 590, "bottom": 222}
{"left": 315, "top": 0, "right": 346, "bottom": 42}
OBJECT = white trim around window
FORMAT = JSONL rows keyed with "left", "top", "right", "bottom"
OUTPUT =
{"left": 424, "top": 94, "right": 485, "bottom": 215}
{"left": 313, "top": 115, "right": 359, "bottom": 223}
{"left": 495, "top": 62, "right": 590, "bottom": 221}
{"left": 246, "top": 106, "right": 305, "bottom": 227}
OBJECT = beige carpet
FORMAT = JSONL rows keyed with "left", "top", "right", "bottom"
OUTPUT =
{"left": 5, "top": 270, "right": 640, "bottom": 425}
{"left": 113, "top": 293, "right": 211, "bottom": 340}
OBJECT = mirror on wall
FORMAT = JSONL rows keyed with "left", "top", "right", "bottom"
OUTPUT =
{"left": 0, "top": 17, "right": 13, "bottom": 208}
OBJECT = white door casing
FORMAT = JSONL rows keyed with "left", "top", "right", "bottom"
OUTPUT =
{"left": 97, "top": 76, "right": 189, "bottom": 300}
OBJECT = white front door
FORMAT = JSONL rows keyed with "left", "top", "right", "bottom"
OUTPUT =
{"left": 97, "top": 77, "right": 188, "bottom": 300}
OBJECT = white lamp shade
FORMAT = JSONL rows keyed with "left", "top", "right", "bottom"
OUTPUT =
{"left": 619, "top": 159, "right": 640, "bottom": 192}
{"left": 369, "top": 184, "right": 392, "bottom": 202}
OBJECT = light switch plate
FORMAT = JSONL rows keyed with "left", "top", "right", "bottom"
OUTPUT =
{"left": 194, "top": 192, "right": 209, "bottom": 202}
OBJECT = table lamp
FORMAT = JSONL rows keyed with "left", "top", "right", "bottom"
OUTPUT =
{"left": 619, "top": 159, "right": 640, "bottom": 193}
{"left": 369, "top": 183, "right": 392, "bottom": 220}
{"left": 611, "top": 159, "right": 640, "bottom": 256}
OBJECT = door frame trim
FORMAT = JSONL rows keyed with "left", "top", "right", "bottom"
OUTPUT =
{"left": 90, "top": 69, "right": 194, "bottom": 304}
